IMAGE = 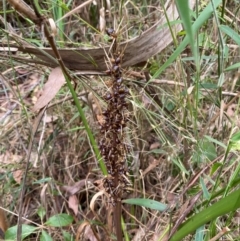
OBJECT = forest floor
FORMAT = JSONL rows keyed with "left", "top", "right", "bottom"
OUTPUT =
{"left": 1, "top": 0, "right": 240, "bottom": 241}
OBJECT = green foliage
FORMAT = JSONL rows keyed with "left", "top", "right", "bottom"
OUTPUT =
{"left": 37, "top": 206, "right": 46, "bottom": 221}
{"left": 220, "top": 25, "right": 240, "bottom": 45}
{"left": 62, "top": 231, "right": 74, "bottom": 241}
{"left": 122, "top": 198, "right": 167, "bottom": 211}
{"left": 225, "top": 62, "right": 240, "bottom": 71}
{"left": 45, "top": 214, "right": 73, "bottom": 227}
{"left": 169, "top": 189, "right": 240, "bottom": 241}
{"left": 194, "top": 226, "right": 205, "bottom": 241}
{"left": 193, "top": 138, "right": 217, "bottom": 164}
{"left": 176, "top": 0, "right": 197, "bottom": 66}
{"left": 200, "top": 177, "right": 210, "bottom": 200}
{"left": 149, "top": 0, "right": 222, "bottom": 81}
{"left": 5, "top": 214, "right": 73, "bottom": 240}
{"left": 5, "top": 224, "right": 38, "bottom": 240}
{"left": 40, "top": 230, "right": 53, "bottom": 241}
{"left": 229, "top": 131, "right": 240, "bottom": 151}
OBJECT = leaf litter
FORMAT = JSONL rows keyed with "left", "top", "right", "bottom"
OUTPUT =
{"left": 33, "top": 67, "right": 66, "bottom": 111}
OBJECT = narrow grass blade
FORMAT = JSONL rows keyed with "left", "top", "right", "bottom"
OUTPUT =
{"left": 204, "top": 135, "right": 227, "bottom": 149}
{"left": 121, "top": 216, "right": 130, "bottom": 241}
{"left": 122, "top": 198, "right": 167, "bottom": 211}
{"left": 176, "top": 1, "right": 196, "bottom": 65}
{"left": 225, "top": 62, "right": 240, "bottom": 71}
{"left": 220, "top": 25, "right": 240, "bottom": 45}
{"left": 169, "top": 189, "right": 240, "bottom": 241}
{"left": 149, "top": 0, "right": 222, "bottom": 81}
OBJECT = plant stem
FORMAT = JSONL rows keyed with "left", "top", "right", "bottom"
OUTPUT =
{"left": 114, "top": 199, "right": 123, "bottom": 241}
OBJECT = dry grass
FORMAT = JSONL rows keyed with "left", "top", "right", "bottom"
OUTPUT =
{"left": 1, "top": 0, "right": 240, "bottom": 241}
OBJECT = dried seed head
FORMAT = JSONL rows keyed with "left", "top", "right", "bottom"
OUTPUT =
{"left": 99, "top": 28, "right": 131, "bottom": 205}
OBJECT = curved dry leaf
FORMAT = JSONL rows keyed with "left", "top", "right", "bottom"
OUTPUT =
{"left": 15, "top": 1, "right": 196, "bottom": 73}
{"left": 68, "top": 195, "right": 79, "bottom": 216}
{"left": 76, "top": 221, "right": 98, "bottom": 241}
{"left": 84, "top": 225, "right": 98, "bottom": 241}
{"left": 187, "top": 85, "right": 195, "bottom": 95}
{"left": 90, "top": 190, "right": 105, "bottom": 213}
{"left": 48, "top": 18, "right": 57, "bottom": 36}
{"left": 76, "top": 221, "right": 89, "bottom": 241}
{"left": 33, "top": 67, "right": 65, "bottom": 111}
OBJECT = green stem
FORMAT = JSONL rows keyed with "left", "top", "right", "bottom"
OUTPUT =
{"left": 33, "top": 2, "right": 107, "bottom": 175}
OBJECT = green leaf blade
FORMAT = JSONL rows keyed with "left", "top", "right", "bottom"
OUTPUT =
{"left": 122, "top": 198, "right": 167, "bottom": 211}
{"left": 45, "top": 214, "right": 74, "bottom": 227}
{"left": 169, "top": 189, "right": 240, "bottom": 241}
{"left": 220, "top": 25, "right": 240, "bottom": 45}
{"left": 5, "top": 224, "right": 37, "bottom": 240}
{"left": 40, "top": 230, "right": 53, "bottom": 241}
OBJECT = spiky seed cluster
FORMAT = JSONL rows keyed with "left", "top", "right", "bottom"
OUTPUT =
{"left": 99, "top": 28, "right": 130, "bottom": 205}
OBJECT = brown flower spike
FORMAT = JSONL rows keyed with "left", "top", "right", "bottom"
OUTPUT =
{"left": 99, "top": 28, "right": 131, "bottom": 206}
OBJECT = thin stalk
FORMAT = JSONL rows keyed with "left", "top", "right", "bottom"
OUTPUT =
{"left": 32, "top": 1, "right": 107, "bottom": 175}
{"left": 114, "top": 200, "right": 123, "bottom": 241}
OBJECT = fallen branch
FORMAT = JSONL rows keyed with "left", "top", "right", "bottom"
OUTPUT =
{"left": 7, "top": 0, "right": 195, "bottom": 73}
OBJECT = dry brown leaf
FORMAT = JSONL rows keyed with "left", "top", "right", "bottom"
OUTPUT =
{"left": 84, "top": 225, "right": 98, "bottom": 241}
{"left": 187, "top": 85, "right": 194, "bottom": 95}
{"left": 142, "top": 158, "right": 161, "bottom": 176}
{"left": 12, "top": 170, "right": 23, "bottom": 184}
{"left": 68, "top": 195, "right": 79, "bottom": 216}
{"left": 33, "top": 67, "right": 65, "bottom": 111}
{"left": 62, "top": 179, "right": 90, "bottom": 195}
{"left": 132, "top": 228, "right": 146, "bottom": 241}
{"left": 96, "top": 114, "right": 104, "bottom": 126}
{"left": 76, "top": 221, "right": 89, "bottom": 241}
{"left": 151, "top": 231, "right": 168, "bottom": 241}
{"left": 226, "top": 104, "right": 237, "bottom": 117}
{"left": 90, "top": 190, "right": 105, "bottom": 214}
{"left": 150, "top": 142, "right": 161, "bottom": 150}
{"left": 0, "top": 152, "right": 22, "bottom": 168}
{"left": 40, "top": 183, "right": 48, "bottom": 207}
